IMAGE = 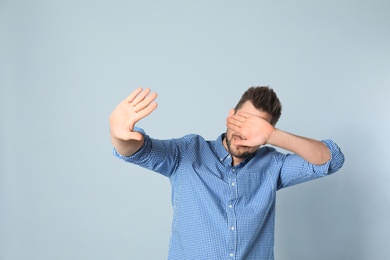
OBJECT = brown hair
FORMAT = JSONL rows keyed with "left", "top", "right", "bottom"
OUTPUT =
{"left": 235, "top": 86, "right": 282, "bottom": 125}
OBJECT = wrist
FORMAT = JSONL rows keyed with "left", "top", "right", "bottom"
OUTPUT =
{"left": 266, "top": 128, "right": 280, "bottom": 146}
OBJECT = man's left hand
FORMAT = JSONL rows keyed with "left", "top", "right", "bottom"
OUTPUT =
{"left": 226, "top": 110, "right": 275, "bottom": 147}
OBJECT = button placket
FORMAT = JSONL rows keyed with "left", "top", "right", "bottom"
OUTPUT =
{"left": 227, "top": 167, "right": 238, "bottom": 259}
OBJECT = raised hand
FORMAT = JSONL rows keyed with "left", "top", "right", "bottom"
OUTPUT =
{"left": 226, "top": 110, "right": 275, "bottom": 147}
{"left": 110, "top": 88, "right": 158, "bottom": 155}
{"left": 227, "top": 109, "right": 331, "bottom": 165}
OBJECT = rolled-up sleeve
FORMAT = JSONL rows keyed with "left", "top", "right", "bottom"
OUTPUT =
{"left": 322, "top": 139, "right": 345, "bottom": 174}
{"left": 277, "top": 139, "right": 345, "bottom": 189}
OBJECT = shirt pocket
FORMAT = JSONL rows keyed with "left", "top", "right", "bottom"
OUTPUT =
{"left": 239, "top": 171, "right": 276, "bottom": 204}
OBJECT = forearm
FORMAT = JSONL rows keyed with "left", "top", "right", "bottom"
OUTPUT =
{"left": 267, "top": 129, "right": 331, "bottom": 165}
{"left": 111, "top": 135, "right": 144, "bottom": 157}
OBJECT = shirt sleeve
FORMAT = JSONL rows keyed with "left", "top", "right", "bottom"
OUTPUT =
{"left": 276, "top": 139, "right": 345, "bottom": 189}
{"left": 322, "top": 139, "right": 345, "bottom": 174}
{"left": 112, "top": 127, "right": 189, "bottom": 178}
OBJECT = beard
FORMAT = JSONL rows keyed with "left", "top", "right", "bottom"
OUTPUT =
{"left": 225, "top": 134, "right": 253, "bottom": 159}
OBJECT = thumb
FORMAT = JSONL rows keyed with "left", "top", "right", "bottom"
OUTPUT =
{"left": 128, "top": 130, "right": 144, "bottom": 141}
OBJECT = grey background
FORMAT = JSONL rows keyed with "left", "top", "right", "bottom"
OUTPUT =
{"left": 1, "top": 0, "right": 389, "bottom": 259}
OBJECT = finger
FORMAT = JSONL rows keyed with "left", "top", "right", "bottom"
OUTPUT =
{"left": 228, "top": 108, "right": 235, "bottom": 117}
{"left": 228, "top": 113, "right": 247, "bottom": 123}
{"left": 135, "top": 102, "right": 158, "bottom": 120}
{"left": 134, "top": 92, "right": 158, "bottom": 112}
{"left": 125, "top": 87, "right": 143, "bottom": 103}
{"left": 132, "top": 88, "right": 151, "bottom": 106}
{"left": 235, "top": 111, "right": 250, "bottom": 117}
{"left": 227, "top": 116, "right": 244, "bottom": 126}
{"left": 233, "top": 138, "right": 250, "bottom": 147}
{"left": 226, "top": 121, "right": 241, "bottom": 133}
{"left": 234, "top": 111, "right": 252, "bottom": 121}
{"left": 128, "top": 131, "right": 144, "bottom": 141}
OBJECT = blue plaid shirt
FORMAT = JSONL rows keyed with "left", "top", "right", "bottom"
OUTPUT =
{"left": 113, "top": 127, "right": 345, "bottom": 260}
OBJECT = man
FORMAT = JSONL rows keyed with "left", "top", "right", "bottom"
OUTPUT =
{"left": 110, "top": 86, "right": 345, "bottom": 259}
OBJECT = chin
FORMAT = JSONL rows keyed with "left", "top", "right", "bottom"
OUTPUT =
{"left": 230, "top": 147, "right": 251, "bottom": 159}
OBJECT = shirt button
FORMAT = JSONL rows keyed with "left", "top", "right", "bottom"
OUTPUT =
{"left": 231, "top": 182, "right": 236, "bottom": 186}
{"left": 231, "top": 226, "right": 235, "bottom": 231}
{"left": 232, "top": 169, "right": 235, "bottom": 172}
{"left": 228, "top": 204, "right": 233, "bottom": 208}
{"left": 230, "top": 253, "right": 234, "bottom": 257}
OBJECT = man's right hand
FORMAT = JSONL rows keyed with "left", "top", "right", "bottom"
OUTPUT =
{"left": 109, "top": 87, "right": 158, "bottom": 156}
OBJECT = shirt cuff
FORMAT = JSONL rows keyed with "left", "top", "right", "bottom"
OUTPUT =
{"left": 321, "top": 139, "right": 345, "bottom": 174}
{"left": 112, "top": 127, "right": 149, "bottom": 163}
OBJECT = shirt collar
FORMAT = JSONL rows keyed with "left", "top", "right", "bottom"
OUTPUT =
{"left": 215, "top": 133, "right": 256, "bottom": 167}
{"left": 215, "top": 133, "right": 232, "bottom": 165}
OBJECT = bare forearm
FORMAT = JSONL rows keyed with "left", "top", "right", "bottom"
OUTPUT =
{"left": 267, "top": 129, "right": 331, "bottom": 165}
{"left": 111, "top": 135, "right": 144, "bottom": 157}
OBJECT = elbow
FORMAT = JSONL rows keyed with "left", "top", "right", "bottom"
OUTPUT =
{"left": 322, "top": 139, "right": 345, "bottom": 173}
{"left": 330, "top": 150, "right": 345, "bottom": 173}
